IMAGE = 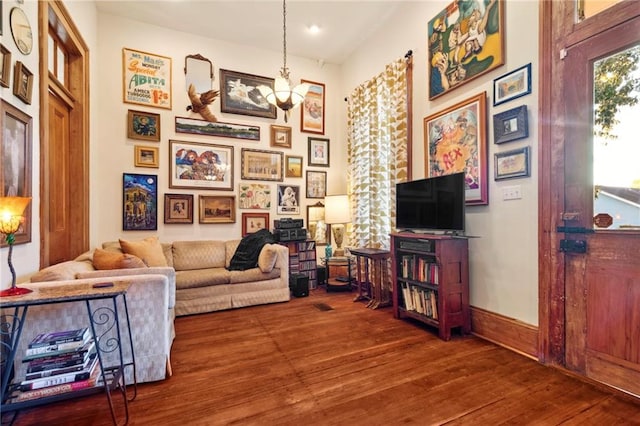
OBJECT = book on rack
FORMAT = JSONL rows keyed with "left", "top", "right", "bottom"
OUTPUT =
{"left": 26, "top": 343, "right": 96, "bottom": 373}
{"left": 12, "top": 362, "right": 102, "bottom": 402}
{"left": 28, "top": 327, "right": 90, "bottom": 349}
{"left": 20, "top": 354, "right": 99, "bottom": 391}
{"left": 25, "top": 329, "right": 92, "bottom": 356}
{"left": 22, "top": 340, "right": 95, "bottom": 363}
{"left": 25, "top": 349, "right": 97, "bottom": 380}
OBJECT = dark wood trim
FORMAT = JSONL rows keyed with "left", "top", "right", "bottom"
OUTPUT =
{"left": 471, "top": 306, "right": 538, "bottom": 360}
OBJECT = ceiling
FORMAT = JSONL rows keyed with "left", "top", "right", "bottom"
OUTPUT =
{"left": 94, "top": 1, "right": 404, "bottom": 65}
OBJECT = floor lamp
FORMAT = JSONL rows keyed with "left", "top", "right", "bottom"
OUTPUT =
{"left": 324, "top": 195, "right": 350, "bottom": 257}
{"left": 0, "top": 196, "right": 32, "bottom": 297}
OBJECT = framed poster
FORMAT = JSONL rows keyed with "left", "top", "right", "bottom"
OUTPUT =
{"left": 128, "top": 110, "right": 160, "bottom": 142}
{"left": 240, "top": 148, "right": 283, "bottom": 181}
{"left": 123, "top": 173, "right": 158, "bottom": 231}
{"left": 123, "top": 47, "right": 172, "bottom": 109}
{"left": 495, "top": 146, "right": 530, "bottom": 180}
{"left": 238, "top": 183, "right": 272, "bottom": 210}
{"left": 424, "top": 92, "right": 488, "bottom": 205}
{"left": 164, "top": 193, "right": 193, "bottom": 224}
{"left": 308, "top": 137, "right": 330, "bottom": 167}
{"left": 493, "top": 105, "right": 528, "bottom": 144}
{"left": 169, "top": 140, "right": 234, "bottom": 191}
{"left": 219, "top": 69, "right": 276, "bottom": 119}
{"left": 427, "top": 0, "right": 504, "bottom": 100}
{"left": 175, "top": 116, "right": 260, "bottom": 141}
{"left": 300, "top": 80, "right": 325, "bottom": 134}
{"left": 306, "top": 170, "right": 326, "bottom": 199}
{"left": 1, "top": 99, "right": 32, "bottom": 246}
{"left": 199, "top": 195, "right": 236, "bottom": 224}
{"left": 277, "top": 185, "right": 300, "bottom": 215}
{"left": 493, "top": 63, "right": 532, "bottom": 106}
{"left": 242, "top": 212, "right": 270, "bottom": 237}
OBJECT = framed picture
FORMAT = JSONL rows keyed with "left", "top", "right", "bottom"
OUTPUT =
{"left": 495, "top": 146, "right": 531, "bottom": 180}
{"left": 238, "top": 183, "right": 272, "bottom": 210}
{"left": 277, "top": 185, "right": 300, "bottom": 215}
{"left": 493, "top": 63, "right": 532, "bottom": 106}
{"left": 1, "top": 99, "right": 32, "bottom": 246}
{"left": 123, "top": 173, "right": 158, "bottom": 231}
{"left": 270, "top": 125, "right": 292, "bottom": 148}
{"left": 300, "top": 80, "right": 325, "bottom": 134}
{"left": 0, "top": 44, "right": 11, "bottom": 88}
{"left": 123, "top": 47, "right": 172, "bottom": 109}
{"left": 164, "top": 193, "right": 193, "bottom": 224}
{"left": 308, "top": 137, "right": 330, "bottom": 167}
{"left": 219, "top": 69, "right": 276, "bottom": 119}
{"left": 493, "top": 105, "right": 529, "bottom": 144}
{"left": 134, "top": 145, "right": 159, "bottom": 168}
{"left": 175, "top": 116, "right": 260, "bottom": 141}
{"left": 306, "top": 170, "right": 326, "bottom": 199}
{"left": 127, "top": 110, "right": 160, "bottom": 142}
{"left": 427, "top": 0, "right": 504, "bottom": 100}
{"left": 169, "top": 139, "right": 234, "bottom": 191}
{"left": 13, "top": 61, "right": 33, "bottom": 105}
{"left": 241, "top": 148, "right": 283, "bottom": 181}
{"left": 199, "top": 195, "right": 236, "bottom": 224}
{"left": 307, "top": 202, "right": 330, "bottom": 246}
{"left": 241, "top": 212, "right": 270, "bottom": 237}
{"left": 285, "top": 155, "right": 303, "bottom": 178}
{"left": 424, "top": 91, "right": 488, "bottom": 205}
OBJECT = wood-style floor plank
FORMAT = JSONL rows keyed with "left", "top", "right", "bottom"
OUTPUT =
{"left": 7, "top": 290, "right": 640, "bottom": 425}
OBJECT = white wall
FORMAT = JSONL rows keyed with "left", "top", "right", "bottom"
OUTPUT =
{"left": 341, "top": 1, "right": 540, "bottom": 325}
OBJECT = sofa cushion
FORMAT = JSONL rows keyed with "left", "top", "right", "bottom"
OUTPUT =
{"left": 172, "top": 240, "right": 225, "bottom": 271}
{"left": 102, "top": 241, "right": 123, "bottom": 253}
{"left": 225, "top": 240, "right": 241, "bottom": 269}
{"left": 229, "top": 267, "right": 281, "bottom": 284}
{"left": 257, "top": 245, "right": 278, "bottom": 273}
{"left": 92, "top": 248, "right": 147, "bottom": 270}
{"left": 119, "top": 237, "right": 168, "bottom": 267}
{"left": 30, "top": 260, "right": 95, "bottom": 282}
{"left": 175, "top": 268, "right": 230, "bottom": 290}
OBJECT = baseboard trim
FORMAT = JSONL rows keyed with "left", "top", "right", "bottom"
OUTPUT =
{"left": 470, "top": 306, "right": 539, "bottom": 360}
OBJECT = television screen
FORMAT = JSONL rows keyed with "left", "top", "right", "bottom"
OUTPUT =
{"left": 395, "top": 172, "right": 465, "bottom": 234}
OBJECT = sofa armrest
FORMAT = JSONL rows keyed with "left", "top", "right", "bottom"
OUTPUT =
{"left": 76, "top": 267, "right": 176, "bottom": 309}
{"left": 268, "top": 243, "right": 289, "bottom": 284}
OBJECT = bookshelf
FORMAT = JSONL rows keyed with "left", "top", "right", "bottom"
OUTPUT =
{"left": 279, "top": 240, "right": 318, "bottom": 289}
{"left": 391, "top": 233, "right": 470, "bottom": 341}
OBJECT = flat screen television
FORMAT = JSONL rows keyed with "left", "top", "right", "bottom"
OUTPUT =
{"left": 395, "top": 172, "right": 465, "bottom": 234}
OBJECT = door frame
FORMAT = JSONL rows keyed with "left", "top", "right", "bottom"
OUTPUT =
{"left": 38, "top": 0, "right": 90, "bottom": 267}
{"left": 538, "top": 1, "right": 640, "bottom": 366}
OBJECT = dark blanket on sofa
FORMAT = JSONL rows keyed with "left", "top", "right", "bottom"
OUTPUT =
{"left": 228, "top": 229, "right": 277, "bottom": 271}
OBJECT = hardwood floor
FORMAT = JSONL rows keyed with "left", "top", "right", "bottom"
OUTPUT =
{"left": 8, "top": 290, "right": 640, "bottom": 425}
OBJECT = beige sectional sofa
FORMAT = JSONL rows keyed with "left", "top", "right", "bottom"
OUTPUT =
{"left": 21, "top": 237, "right": 290, "bottom": 383}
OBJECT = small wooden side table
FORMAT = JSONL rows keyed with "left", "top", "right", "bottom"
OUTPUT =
{"left": 349, "top": 248, "right": 391, "bottom": 309}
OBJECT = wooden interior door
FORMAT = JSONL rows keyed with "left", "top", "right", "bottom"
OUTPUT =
{"left": 562, "top": 15, "right": 640, "bottom": 396}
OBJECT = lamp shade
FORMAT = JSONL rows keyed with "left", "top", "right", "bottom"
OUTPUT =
{"left": 324, "top": 195, "right": 350, "bottom": 224}
{"left": 0, "top": 197, "right": 31, "bottom": 235}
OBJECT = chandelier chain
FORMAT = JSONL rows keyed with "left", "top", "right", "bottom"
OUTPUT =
{"left": 281, "top": 0, "right": 289, "bottom": 79}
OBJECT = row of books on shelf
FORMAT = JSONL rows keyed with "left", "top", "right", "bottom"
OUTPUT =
{"left": 11, "top": 327, "right": 103, "bottom": 402}
{"left": 290, "top": 260, "right": 316, "bottom": 272}
{"left": 400, "top": 255, "right": 439, "bottom": 284}
{"left": 400, "top": 282, "right": 439, "bottom": 320}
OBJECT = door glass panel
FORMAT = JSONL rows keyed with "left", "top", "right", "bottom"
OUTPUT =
{"left": 578, "top": 0, "right": 622, "bottom": 21}
{"left": 592, "top": 45, "right": 640, "bottom": 230}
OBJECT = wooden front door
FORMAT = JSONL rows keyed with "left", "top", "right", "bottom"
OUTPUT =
{"left": 562, "top": 15, "right": 640, "bottom": 396}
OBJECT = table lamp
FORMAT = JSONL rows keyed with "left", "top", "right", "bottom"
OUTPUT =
{"left": 324, "top": 194, "right": 350, "bottom": 257}
{"left": 0, "top": 196, "right": 32, "bottom": 297}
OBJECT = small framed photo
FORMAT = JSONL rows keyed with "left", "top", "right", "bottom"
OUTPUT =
{"left": 285, "top": 155, "right": 303, "bottom": 178}
{"left": 493, "top": 63, "right": 532, "bottom": 106}
{"left": 308, "top": 137, "right": 330, "bottom": 167}
{"left": 270, "top": 125, "right": 292, "bottom": 148}
{"left": 277, "top": 185, "right": 300, "bottom": 215}
{"left": 170, "top": 140, "right": 234, "bottom": 190}
{"left": 493, "top": 105, "right": 529, "bottom": 144}
{"left": 13, "top": 61, "right": 33, "bottom": 105}
{"left": 128, "top": 109, "right": 161, "bottom": 142}
{"left": 164, "top": 193, "right": 193, "bottom": 224}
{"left": 219, "top": 69, "right": 276, "bottom": 119}
{"left": 242, "top": 212, "right": 270, "bottom": 237}
{"left": 241, "top": 148, "right": 284, "bottom": 181}
{"left": 199, "top": 195, "right": 236, "bottom": 224}
{"left": 123, "top": 173, "right": 158, "bottom": 231}
{"left": 0, "top": 44, "right": 11, "bottom": 88}
{"left": 495, "top": 146, "right": 531, "bottom": 181}
{"left": 300, "top": 80, "right": 325, "bottom": 134}
{"left": 306, "top": 170, "right": 326, "bottom": 199}
{"left": 134, "top": 145, "right": 159, "bottom": 168}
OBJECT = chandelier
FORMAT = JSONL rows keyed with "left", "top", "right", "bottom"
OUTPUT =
{"left": 258, "top": 0, "right": 309, "bottom": 122}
